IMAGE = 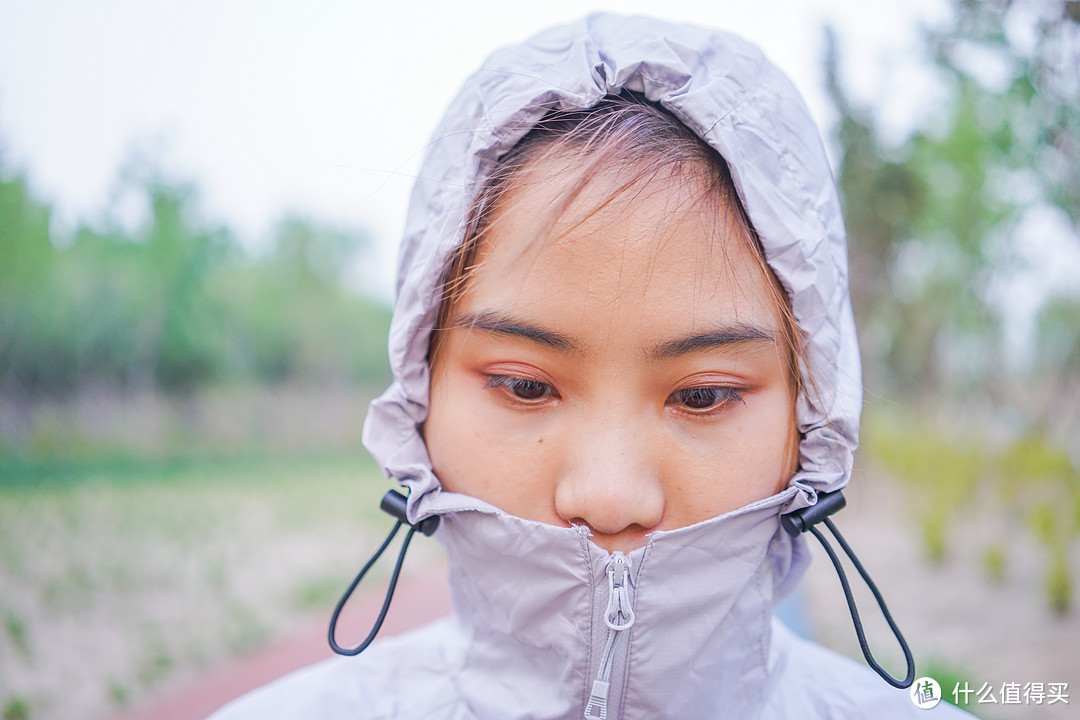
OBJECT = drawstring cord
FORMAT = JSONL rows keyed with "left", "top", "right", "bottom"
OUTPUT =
{"left": 781, "top": 490, "right": 916, "bottom": 689}
{"left": 328, "top": 489, "right": 439, "bottom": 656}
{"left": 329, "top": 485, "right": 914, "bottom": 688}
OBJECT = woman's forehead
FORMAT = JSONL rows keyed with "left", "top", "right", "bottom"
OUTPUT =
{"left": 485, "top": 158, "right": 733, "bottom": 264}
{"left": 457, "top": 162, "right": 783, "bottom": 344}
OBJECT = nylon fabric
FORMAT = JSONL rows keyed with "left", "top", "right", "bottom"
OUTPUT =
{"left": 210, "top": 491, "right": 967, "bottom": 718}
{"left": 361, "top": 13, "right": 858, "bottom": 526}
{"left": 209, "top": 14, "right": 973, "bottom": 719}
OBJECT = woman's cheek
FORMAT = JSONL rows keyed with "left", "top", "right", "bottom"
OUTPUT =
{"left": 433, "top": 369, "right": 554, "bottom": 505}
{"left": 664, "top": 397, "right": 793, "bottom": 514}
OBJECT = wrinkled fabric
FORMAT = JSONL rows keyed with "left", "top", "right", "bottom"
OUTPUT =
{"left": 362, "top": 13, "right": 859, "bottom": 526}
{"left": 210, "top": 495, "right": 965, "bottom": 718}
{"left": 210, "top": 13, "right": 971, "bottom": 720}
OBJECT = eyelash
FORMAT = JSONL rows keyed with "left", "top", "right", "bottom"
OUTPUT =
{"left": 667, "top": 386, "right": 745, "bottom": 414}
{"left": 483, "top": 375, "right": 744, "bottom": 414}
{"left": 484, "top": 375, "right": 558, "bottom": 403}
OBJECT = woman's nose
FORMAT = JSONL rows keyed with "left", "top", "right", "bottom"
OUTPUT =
{"left": 553, "top": 415, "right": 664, "bottom": 551}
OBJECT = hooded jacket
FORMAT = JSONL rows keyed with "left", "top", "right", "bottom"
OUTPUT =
{"left": 210, "top": 14, "right": 970, "bottom": 720}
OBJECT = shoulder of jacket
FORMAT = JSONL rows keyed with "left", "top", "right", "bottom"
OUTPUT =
{"left": 204, "top": 617, "right": 468, "bottom": 720}
{"left": 767, "top": 619, "right": 977, "bottom": 719}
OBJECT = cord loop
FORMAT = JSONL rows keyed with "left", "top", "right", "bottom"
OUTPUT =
{"left": 782, "top": 490, "right": 916, "bottom": 689}
{"left": 327, "top": 490, "right": 438, "bottom": 656}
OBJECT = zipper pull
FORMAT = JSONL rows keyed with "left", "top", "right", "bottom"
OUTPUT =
{"left": 584, "top": 553, "right": 635, "bottom": 720}
{"left": 584, "top": 679, "right": 611, "bottom": 720}
{"left": 605, "top": 551, "right": 634, "bottom": 630}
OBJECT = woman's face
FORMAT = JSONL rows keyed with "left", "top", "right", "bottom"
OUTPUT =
{"left": 425, "top": 161, "right": 798, "bottom": 553}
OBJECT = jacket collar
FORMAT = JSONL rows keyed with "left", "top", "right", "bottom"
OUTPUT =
{"left": 432, "top": 487, "right": 808, "bottom": 719}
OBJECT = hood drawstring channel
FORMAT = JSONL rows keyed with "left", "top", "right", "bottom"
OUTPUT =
{"left": 327, "top": 488, "right": 914, "bottom": 693}
{"left": 328, "top": 489, "right": 439, "bottom": 656}
{"left": 782, "top": 490, "right": 916, "bottom": 689}
{"left": 584, "top": 552, "right": 636, "bottom": 720}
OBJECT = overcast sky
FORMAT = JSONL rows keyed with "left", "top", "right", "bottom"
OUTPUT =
{"left": 1, "top": 0, "right": 952, "bottom": 297}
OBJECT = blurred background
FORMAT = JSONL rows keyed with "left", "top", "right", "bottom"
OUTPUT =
{"left": 1, "top": 0, "right": 1077, "bottom": 718}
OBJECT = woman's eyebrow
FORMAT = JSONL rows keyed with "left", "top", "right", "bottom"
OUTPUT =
{"left": 454, "top": 311, "right": 578, "bottom": 351}
{"left": 649, "top": 323, "right": 775, "bottom": 359}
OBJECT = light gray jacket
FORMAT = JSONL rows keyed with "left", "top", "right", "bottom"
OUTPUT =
{"left": 211, "top": 14, "right": 969, "bottom": 719}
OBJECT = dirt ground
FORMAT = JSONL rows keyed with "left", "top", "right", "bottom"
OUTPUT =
{"left": 799, "top": 477, "right": 1079, "bottom": 720}
{"left": 112, "top": 567, "right": 453, "bottom": 720}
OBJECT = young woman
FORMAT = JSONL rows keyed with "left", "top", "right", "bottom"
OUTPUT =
{"left": 211, "top": 14, "right": 970, "bottom": 719}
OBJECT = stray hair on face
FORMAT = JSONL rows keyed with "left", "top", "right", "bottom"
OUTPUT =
{"left": 430, "top": 92, "right": 808, "bottom": 412}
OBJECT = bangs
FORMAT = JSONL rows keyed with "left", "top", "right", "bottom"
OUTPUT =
{"left": 430, "top": 93, "right": 809, "bottom": 418}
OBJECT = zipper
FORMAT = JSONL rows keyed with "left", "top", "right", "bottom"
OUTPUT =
{"left": 583, "top": 552, "right": 635, "bottom": 720}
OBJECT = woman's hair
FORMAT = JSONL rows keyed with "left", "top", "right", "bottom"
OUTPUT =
{"left": 430, "top": 92, "right": 807, "bottom": 408}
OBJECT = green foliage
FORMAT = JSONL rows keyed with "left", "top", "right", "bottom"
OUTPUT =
{"left": 1034, "top": 295, "right": 1080, "bottom": 428}
{"left": 0, "top": 161, "right": 392, "bottom": 410}
{"left": 981, "top": 544, "right": 1006, "bottom": 583}
{"left": 921, "top": 659, "right": 983, "bottom": 715}
{"left": 863, "top": 410, "right": 981, "bottom": 562}
{"left": 108, "top": 681, "right": 129, "bottom": 707}
{"left": 1000, "top": 433, "right": 1073, "bottom": 488}
{"left": 292, "top": 575, "right": 346, "bottom": 612}
{"left": 866, "top": 408, "right": 1079, "bottom": 613}
{"left": 1002, "top": 434, "right": 1078, "bottom": 614}
{"left": 831, "top": 0, "right": 1080, "bottom": 617}
{"left": 1045, "top": 546, "right": 1072, "bottom": 615}
{"left": 827, "top": 0, "right": 1080, "bottom": 408}
{"left": 222, "top": 603, "right": 271, "bottom": 654}
{"left": 213, "top": 219, "right": 392, "bottom": 384}
{"left": 3, "top": 610, "right": 30, "bottom": 659}
{"left": 136, "top": 648, "right": 173, "bottom": 689}
{"left": 0, "top": 699, "right": 29, "bottom": 720}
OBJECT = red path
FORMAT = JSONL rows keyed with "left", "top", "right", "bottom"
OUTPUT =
{"left": 116, "top": 568, "right": 453, "bottom": 720}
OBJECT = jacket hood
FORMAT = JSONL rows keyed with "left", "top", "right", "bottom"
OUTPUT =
{"left": 362, "top": 13, "right": 861, "bottom": 527}
{"left": 208, "top": 16, "right": 968, "bottom": 720}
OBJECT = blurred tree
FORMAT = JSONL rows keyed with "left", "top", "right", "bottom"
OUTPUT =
{"left": 828, "top": 0, "right": 1080, "bottom": 419}
{"left": 86, "top": 177, "right": 233, "bottom": 393}
{"left": 1033, "top": 295, "right": 1080, "bottom": 433}
{"left": 830, "top": 0, "right": 1080, "bottom": 610}
{"left": 0, "top": 156, "right": 391, "bottom": 401}
{"left": 0, "top": 161, "right": 62, "bottom": 397}
{"left": 215, "top": 215, "right": 391, "bottom": 386}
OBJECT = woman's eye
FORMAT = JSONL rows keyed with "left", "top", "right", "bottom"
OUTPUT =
{"left": 484, "top": 375, "right": 555, "bottom": 402}
{"left": 669, "top": 386, "right": 743, "bottom": 412}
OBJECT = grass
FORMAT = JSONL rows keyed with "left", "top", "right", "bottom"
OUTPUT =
{"left": 981, "top": 545, "right": 1007, "bottom": 584}
{"left": 920, "top": 659, "right": 984, "bottom": 717}
{"left": 0, "top": 452, "right": 392, "bottom": 720}
{"left": 2, "top": 613, "right": 29, "bottom": 660}
{"left": 1, "top": 698, "right": 30, "bottom": 720}
{"left": 863, "top": 406, "right": 1079, "bottom": 615}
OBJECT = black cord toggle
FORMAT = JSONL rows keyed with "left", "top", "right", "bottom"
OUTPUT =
{"left": 782, "top": 490, "right": 916, "bottom": 689}
{"left": 328, "top": 489, "right": 439, "bottom": 656}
